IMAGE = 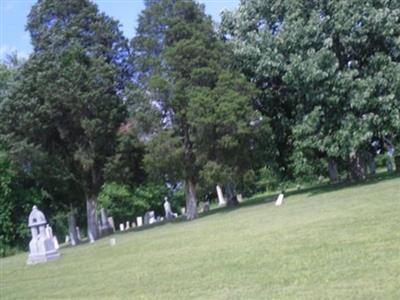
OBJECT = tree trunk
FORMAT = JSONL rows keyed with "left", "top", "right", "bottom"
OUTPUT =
{"left": 86, "top": 194, "right": 99, "bottom": 242}
{"left": 348, "top": 152, "right": 366, "bottom": 181}
{"left": 225, "top": 183, "right": 239, "bottom": 207}
{"left": 185, "top": 178, "right": 197, "bottom": 220}
{"left": 68, "top": 211, "right": 78, "bottom": 246}
{"left": 328, "top": 158, "right": 339, "bottom": 183}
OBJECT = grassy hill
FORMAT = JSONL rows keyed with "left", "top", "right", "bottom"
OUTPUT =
{"left": 1, "top": 174, "right": 399, "bottom": 299}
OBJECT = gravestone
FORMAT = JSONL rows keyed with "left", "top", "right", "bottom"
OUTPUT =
{"left": 99, "top": 208, "right": 113, "bottom": 236}
{"left": 119, "top": 223, "right": 124, "bottom": 231}
{"left": 216, "top": 185, "right": 226, "bottom": 207}
{"left": 180, "top": 207, "right": 186, "bottom": 215}
{"left": 275, "top": 193, "right": 284, "bottom": 206}
{"left": 149, "top": 211, "right": 156, "bottom": 224}
{"left": 27, "top": 206, "right": 60, "bottom": 264}
{"left": 136, "top": 216, "right": 143, "bottom": 227}
{"left": 68, "top": 213, "right": 78, "bottom": 246}
{"left": 108, "top": 217, "right": 115, "bottom": 232}
{"left": 163, "top": 197, "right": 174, "bottom": 220}
{"left": 144, "top": 211, "right": 156, "bottom": 225}
{"left": 237, "top": 194, "right": 243, "bottom": 203}
{"left": 125, "top": 221, "right": 130, "bottom": 230}
{"left": 75, "top": 226, "right": 81, "bottom": 241}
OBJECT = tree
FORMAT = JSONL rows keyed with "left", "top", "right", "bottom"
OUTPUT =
{"left": 221, "top": 0, "right": 400, "bottom": 182}
{"left": 0, "top": 0, "right": 129, "bottom": 241}
{"left": 131, "top": 0, "right": 265, "bottom": 217}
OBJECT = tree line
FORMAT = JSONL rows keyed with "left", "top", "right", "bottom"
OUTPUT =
{"left": 1, "top": 0, "right": 399, "bottom": 255}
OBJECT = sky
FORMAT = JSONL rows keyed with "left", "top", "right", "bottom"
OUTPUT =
{"left": 0, "top": 0, "right": 239, "bottom": 61}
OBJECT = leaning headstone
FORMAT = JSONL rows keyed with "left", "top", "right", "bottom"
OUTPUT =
{"left": 136, "top": 216, "right": 143, "bottom": 227}
{"left": 119, "top": 223, "right": 124, "bottom": 231}
{"left": 216, "top": 185, "right": 226, "bottom": 207}
{"left": 27, "top": 206, "right": 60, "bottom": 264}
{"left": 275, "top": 193, "right": 285, "bottom": 206}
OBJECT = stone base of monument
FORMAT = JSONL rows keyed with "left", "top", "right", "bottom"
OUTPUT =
{"left": 27, "top": 249, "right": 60, "bottom": 264}
{"left": 27, "top": 237, "right": 60, "bottom": 264}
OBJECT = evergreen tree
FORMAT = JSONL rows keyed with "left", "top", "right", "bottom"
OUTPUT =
{"left": 131, "top": 0, "right": 265, "bottom": 217}
{"left": 0, "top": 0, "right": 129, "bottom": 241}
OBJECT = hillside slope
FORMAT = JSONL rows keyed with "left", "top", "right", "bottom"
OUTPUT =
{"left": 1, "top": 175, "right": 399, "bottom": 299}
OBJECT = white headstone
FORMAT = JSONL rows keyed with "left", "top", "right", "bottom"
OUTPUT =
{"left": 163, "top": 197, "right": 174, "bottom": 220}
{"left": 53, "top": 236, "right": 59, "bottom": 250}
{"left": 125, "top": 221, "right": 130, "bottom": 230}
{"left": 76, "top": 226, "right": 81, "bottom": 241}
{"left": 119, "top": 223, "right": 124, "bottom": 231}
{"left": 216, "top": 185, "right": 226, "bottom": 207}
{"left": 108, "top": 217, "right": 115, "bottom": 232}
{"left": 136, "top": 216, "right": 143, "bottom": 227}
{"left": 275, "top": 193, "right": 285, "bottom": 206}
{"left": 237, "top": 194, "right": 243, "bottom": 203}
{"left": 180, "top": 207, "right": 186, "bottom": 215}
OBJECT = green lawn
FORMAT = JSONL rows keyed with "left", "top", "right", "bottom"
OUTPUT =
{"left": 1, "top": 174, "right": 400, "bottom": 299}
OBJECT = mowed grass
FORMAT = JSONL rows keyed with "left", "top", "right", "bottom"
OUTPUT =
{"left": 1, "top": 175, "right": 400, "bottom": 300}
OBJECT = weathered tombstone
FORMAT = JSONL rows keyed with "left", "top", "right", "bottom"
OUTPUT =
{"left": 216, "top": 185, "right": 226, "bottom": 207}
{"left": 108, "top": 217, "right": 115, "bottom": 232}
{"left": 119, "top": 223, "right": 124, "bottom": 231}
{"left": 68, "top": 212, "right": 78, "bottom": 246}
{"left": 131, "top": 221, "right": 136, "bottom": 228}
{"left": 136, "top": 216, "right": 143, "bottom": 227}
{"left": 275, "top": 193, "right": 285, "bottom": 206}
{"left": 27, "top": 206, "right": 60, "bottom": 264}
{"left": 99, "top": 208, "right": 113, "bottom": 236}
{"left": 163, "top": 197, "right": 174, "bottom": 220}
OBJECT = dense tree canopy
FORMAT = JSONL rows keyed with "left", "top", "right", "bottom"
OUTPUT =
{"left": 221, "top": 0, "right": 400, "bottom": 180}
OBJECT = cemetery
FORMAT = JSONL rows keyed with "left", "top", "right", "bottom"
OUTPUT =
{"left": 1, "top": 0, "right": 400, "bottom": 299}
{"left": 1, "top": 173, "right": 399, "bottom": 299}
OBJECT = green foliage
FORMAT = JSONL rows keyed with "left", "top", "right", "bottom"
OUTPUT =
{"left": 0, "top": 149, "right": 44, "bottom": 256}
{"left": 98, "top": 182, "right": 178, "bottom": 224}
{"left": 221, "top": 0, "right": 400, "bottom": 179}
